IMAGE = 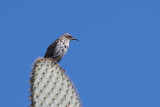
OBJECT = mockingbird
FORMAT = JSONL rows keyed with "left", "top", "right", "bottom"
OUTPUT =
{"left": 44, "top": 33, "right": 78, "bottom": 63}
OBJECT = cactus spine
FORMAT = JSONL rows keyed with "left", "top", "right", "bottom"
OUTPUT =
{"left": 30, "top": 58, "right": 81, "bottom": 107}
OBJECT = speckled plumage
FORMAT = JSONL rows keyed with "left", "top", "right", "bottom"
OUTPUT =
{"left": 44, "top": 33, "right": 78, "bottom": 63}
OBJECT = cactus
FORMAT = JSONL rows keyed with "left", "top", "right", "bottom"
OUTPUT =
{"left": 30, "top": 58, "right": 81, "bottom": 107}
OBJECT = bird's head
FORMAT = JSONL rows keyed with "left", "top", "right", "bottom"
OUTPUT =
{"left": 62, "top": 33, "right": 79, "bottom": 41}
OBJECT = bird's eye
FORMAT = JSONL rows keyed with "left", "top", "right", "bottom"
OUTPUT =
{"left": 68, "top": 35, "right": 72, "bottom": 38}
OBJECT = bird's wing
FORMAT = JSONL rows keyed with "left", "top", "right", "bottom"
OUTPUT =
{"left": 44, "top": 39, "right": 58, "bottom": 58}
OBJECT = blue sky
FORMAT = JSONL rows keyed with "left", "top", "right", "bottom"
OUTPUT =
{"left": 0, "top": 0, "right": 160, "bottom": 107}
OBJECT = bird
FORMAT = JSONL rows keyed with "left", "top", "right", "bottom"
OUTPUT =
{"left": 44, "top": 33, "right": 79, "bottom": 63}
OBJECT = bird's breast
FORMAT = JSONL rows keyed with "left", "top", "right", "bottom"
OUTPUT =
{"left": 54, "top": 39, "right": 69, "bottom": 57}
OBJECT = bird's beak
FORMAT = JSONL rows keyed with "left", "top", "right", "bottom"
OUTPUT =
{"left": 71, "top": 38, "right": 79, "bottom": 41}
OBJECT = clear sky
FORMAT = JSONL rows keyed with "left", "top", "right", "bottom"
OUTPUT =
{"left": 0, "top": 0, "right": 160, "bottom": 107}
